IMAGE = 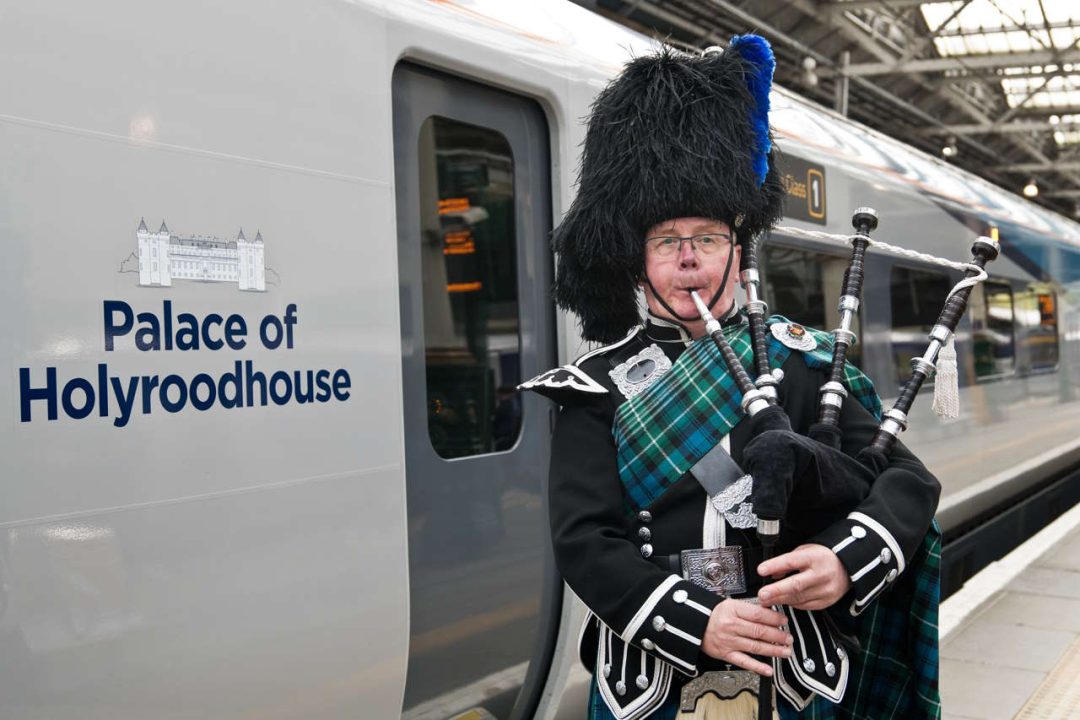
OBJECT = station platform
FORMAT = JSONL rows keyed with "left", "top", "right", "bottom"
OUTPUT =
{"left": 940, "top": 502, "right": 1080, "bottom": 720}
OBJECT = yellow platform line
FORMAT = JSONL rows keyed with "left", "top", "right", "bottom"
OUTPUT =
{"left": 1014, "top": 634, "right": 1080, "bottom": 719}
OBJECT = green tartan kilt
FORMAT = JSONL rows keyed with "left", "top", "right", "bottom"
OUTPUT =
{"left": 779, "top": 525, "right": 942, "bottom": 720}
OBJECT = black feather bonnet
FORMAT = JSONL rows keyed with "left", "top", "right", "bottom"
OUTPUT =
{"left": 553, "top": 35, "right": 785, "bottom": 342}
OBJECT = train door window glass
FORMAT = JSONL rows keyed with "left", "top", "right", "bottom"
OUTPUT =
{"left": 1015, "top": 289, "right": 1059, "bottom": 372}
{"left": 970, "top": 281, "right": 1015, "bottom": 380}
{"left": 890, "top": 266, "right": 951, "bottom": 385}
{"left": 761, "top": 243, "right": 862, "bottom": 367}
{"left": 418, "top": 116, "right": 521, "bottom": 458}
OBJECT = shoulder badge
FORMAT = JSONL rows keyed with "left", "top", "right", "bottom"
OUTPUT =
{"left": 518, "top": 365, "right": 607, "bottom": 395}
{"left": 770, "top": 322, "right": 817, "bottom": 352}
{"left": 608, "top": 344, "right": 671, "bottom": 400}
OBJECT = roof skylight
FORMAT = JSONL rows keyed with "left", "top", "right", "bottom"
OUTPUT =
{"left": 921, "top": 1, "right": 1080, "bottom": 146}
{"left": 923, "top": 0, "right": 1079, "bottom": 51}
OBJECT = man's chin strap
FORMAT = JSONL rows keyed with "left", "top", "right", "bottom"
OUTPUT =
{"left": 644, "top": 238, "right": 738, "bottom": 323}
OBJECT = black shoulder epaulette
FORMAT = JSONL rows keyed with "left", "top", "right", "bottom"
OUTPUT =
{"left": 518, "top": 327, "right": 644, "bottom": 404}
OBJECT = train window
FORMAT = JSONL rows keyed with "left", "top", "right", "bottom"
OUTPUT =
{"left": 418, "top": 115, "right": 522, "bottom": 458}
{"left": 889, "top": 266, "right": 951, "bottom": 385}
{"left": 969, "top": 281, "right": 1016, "bottom": 380}
{"left": 760, "top": 243, "right": 862, "bottom": 367}
{"left": 1015, "top": 289, "right": 1059, "bottom": 372}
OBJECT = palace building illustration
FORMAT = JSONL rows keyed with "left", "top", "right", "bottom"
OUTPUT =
{"left": 133, "top": 218, "right": 267, "bottom": 291}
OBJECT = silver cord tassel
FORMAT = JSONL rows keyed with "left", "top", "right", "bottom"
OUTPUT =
{"left": 932, "top": 335, "right": 960, "bottom": 419}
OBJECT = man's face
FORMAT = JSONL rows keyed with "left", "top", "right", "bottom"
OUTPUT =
{"left": 642, "top": 217, "right": 740, "bottom": 327}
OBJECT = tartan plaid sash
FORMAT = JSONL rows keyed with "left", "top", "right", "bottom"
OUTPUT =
{"left": 612, "top": 316, "right": 880, "bottom": 511}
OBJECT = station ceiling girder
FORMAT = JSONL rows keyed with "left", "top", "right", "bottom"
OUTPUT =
{"left": 923, "top": 120, "right": 1075, "bottom": 135}
{"left": 834, "top": 47, "right": 1080, "bottom": 77}
{"left": 995, "top": 161, "right": 1080, "bottom": 172}
{"left": 934, "top": 18, "right": 1080, "bottom": 39}
{"left": 824, "top": 0, "right": 953, "bottom": 10}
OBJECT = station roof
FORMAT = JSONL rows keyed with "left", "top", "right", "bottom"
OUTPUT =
{"left": 574, "top": 0, "right": 1080, "bottom": 219}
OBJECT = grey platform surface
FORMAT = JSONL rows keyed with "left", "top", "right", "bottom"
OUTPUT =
{"left": 941, "top": 522, "right": 1080, "bottom": 720}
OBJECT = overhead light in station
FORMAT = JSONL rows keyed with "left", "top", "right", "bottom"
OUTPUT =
{"left": 801, "top": 56, "right": 818, "bottom": 88}
{"left": 942, "top": 135, "right": 958, "bottom": 157}
{"left": 1023, "top": 179, "right": 1039, "bottom": 198}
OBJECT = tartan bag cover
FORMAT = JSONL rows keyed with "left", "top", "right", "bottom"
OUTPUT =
{"left": 612, "top": 317, "right": 880, "bottom": 511}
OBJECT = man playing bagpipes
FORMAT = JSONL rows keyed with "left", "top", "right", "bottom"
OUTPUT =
{"left": 520, "top": 36, "right": 946, "bottom": 719}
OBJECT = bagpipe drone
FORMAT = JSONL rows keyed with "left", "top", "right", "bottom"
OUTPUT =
{"left": 689, "top": 210, "right": 997, "bottom": 718}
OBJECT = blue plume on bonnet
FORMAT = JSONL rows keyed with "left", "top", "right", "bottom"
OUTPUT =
{"left": 729, "top": 34, "right": 775, "bottom": 187}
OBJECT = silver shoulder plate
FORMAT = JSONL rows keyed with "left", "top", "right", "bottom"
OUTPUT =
{"left": 608, "top": 344, "right": 672, "bottom": 400}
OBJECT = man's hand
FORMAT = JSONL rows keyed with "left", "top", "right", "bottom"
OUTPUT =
{"left": 701, "top": 599, "right": 793, "bottom": 676}
{"left": 756, "top": 543, "right": 851, "bottom": 610}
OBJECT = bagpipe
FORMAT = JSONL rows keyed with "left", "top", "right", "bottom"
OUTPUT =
{"left": 689, "top": 209, "right": 998, "bottom": 719}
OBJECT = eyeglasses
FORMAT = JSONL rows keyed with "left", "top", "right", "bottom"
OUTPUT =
{"left": 645, "top": 233, "right": 732, "bottom": 259}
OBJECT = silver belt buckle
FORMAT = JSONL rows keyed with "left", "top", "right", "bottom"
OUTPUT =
{"left": 679, "top": 670, "right": 759, "bottom": 712}
{"left": 680, "top": 546, "right": 747, "bottom": 596}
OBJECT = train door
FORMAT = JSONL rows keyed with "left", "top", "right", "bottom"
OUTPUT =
{"left": 392, "top": 63, "right": 559, "bottom": 720}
